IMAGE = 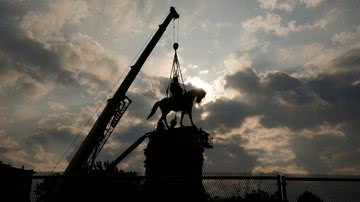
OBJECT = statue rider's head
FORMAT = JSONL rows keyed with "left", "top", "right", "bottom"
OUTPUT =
{"left": 173, "top": 76, "right": 179, "bottom": 83}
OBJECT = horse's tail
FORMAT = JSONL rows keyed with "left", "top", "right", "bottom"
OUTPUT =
{"left": 147, "top": 101, "right": 160, "bottom": 120}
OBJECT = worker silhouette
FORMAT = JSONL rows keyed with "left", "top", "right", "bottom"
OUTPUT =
{"left": 169, "top": 76, "right": 184, "bottom": 99}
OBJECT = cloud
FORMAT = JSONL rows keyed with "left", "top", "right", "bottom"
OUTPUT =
{"left": 17, "top": 104, "right": 105, "bottom": 170}
{"left": 198, "top": 45, "right": 360, "bottom": 173}
{"left": 242, "top": 13, "right": 288, "bottom": 36}
{"left": 18, "top": 76, "right": 53, "bottom": 100}
{"left": 204, "top": 139, "right": 256, "bottom": 172}
{"left": 298, "top": 123, "right": 344, "bottom": 138}
{"left": 52, "top": 32, "right": 124, "bottom": 96}
{"left": 200, "top": 99, "right": 256, "bottom": 132}
{"left": 299, "top": 0, "right": 324, "bottom": 8}
{"left": 332, "top": 27, "right": 360, "bottom": 44}
{"left": 224, "top": 53, "right": 252, "bottom": 73}
{"left": 242, "top": 10, "right": 336, "bottom": 36}
{"left": 224, "top": 65, "right": 360, "bottom": 129}
{"left": 143, "top": 51, "right": 176, "bottom": 77}
{"left": 0, "top": 26, "right": 75, "bottom": 99}
{"left": 87, "top": 0, "right": 154, "bottom": 35}
{"left": 226, "top": 68, "right": 260, "bottom": 95}
{"left": 0, "top": 130, "right": 61, "bottom": 171}
{"left": 37, "top": 112, "right": 80, "bottom": 132}
{"left": 199, "top": 70, "right": 209, "bottom": 75}
{"left": 258, "top": 0, "right": 295, "bottom": 12}
{"left": 0, "top": 130, "right": 19, "bottom": 149}
{"left": 0, "top": 0, "right": 359, "bottom": 175}
{"left": 333, "top": 48, "right": 360, "bottom": 71}
{"left": 0, "top": 70, "right": 20, "bottom": 95}
{"left": 290, "top": 132, "right": 360, "bottom": 174}
{"left": 0, "top": 0, "right": 134, "bottom": 102}
{"left": 19, "top": 0, "right": 88, "bottom": 42}
{"left": 1, "top": 23, "right": 123, "bottom": 101}
{"left": 277, "top": 43, "right": 326, "bottom": 67}
{"left": 48, "top": 101, "right": 67, "bottom": 112}
{"left": 236, "top": 116, "right": 307, "bottom": 173}
{"left": 258, "top": 0, "right": 324, "bottom": 12}
{"left": 238, "top": 32, "right": 270, "bottom": 53}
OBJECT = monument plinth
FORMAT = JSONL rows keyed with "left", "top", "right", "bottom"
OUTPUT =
{"left": 143, "top": 126, "right": 211, "bottom": 202}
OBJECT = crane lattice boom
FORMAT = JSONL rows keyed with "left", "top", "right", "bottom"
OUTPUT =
{"left": 64, "top": 7, "right": 179, "bottom": 175}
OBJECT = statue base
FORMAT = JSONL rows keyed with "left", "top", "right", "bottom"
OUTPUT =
{"left": 143, "top": 126, "right": 210, "bottom": 202}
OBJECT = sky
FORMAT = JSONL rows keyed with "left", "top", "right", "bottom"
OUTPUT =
{"left": 0, "top": 0, "right": 359, "bottom": 174}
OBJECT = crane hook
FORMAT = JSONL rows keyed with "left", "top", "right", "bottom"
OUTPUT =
{"left": 173, "top": 42, "right": 179, "bottom": 51}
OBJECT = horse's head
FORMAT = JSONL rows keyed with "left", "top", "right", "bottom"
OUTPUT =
{"left": 195, "top": 89, "right": 206, "bottom": 103}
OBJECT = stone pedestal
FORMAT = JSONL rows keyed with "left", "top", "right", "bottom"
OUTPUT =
{"left": 143, "top": 126, "right": 207, "bottom": 202}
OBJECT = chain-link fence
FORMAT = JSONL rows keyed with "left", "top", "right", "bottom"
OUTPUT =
{"left": 282, "top": 175, "right": 360, "bottom": 202}
{"left": 202, "top": 174, "right": 281, "bottom": 201}
{"left": 2, "top": 172, "right": 360, "bottom": 202}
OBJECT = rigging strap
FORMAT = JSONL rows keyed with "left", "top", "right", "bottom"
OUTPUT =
{"left": 166, "top": 43, "right": 186, "bottom": 97}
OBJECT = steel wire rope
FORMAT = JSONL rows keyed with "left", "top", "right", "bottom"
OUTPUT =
{"left": 166, "top": 17, "right": 185, "bottom": 122}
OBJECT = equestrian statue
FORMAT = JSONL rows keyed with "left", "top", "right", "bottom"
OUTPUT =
{"left": 147, "top": 85, "right": 206, "bottom": 128}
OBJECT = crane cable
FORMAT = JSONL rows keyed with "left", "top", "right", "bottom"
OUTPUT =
{"left": 166, "top": 18, "right": 185, "bottom": 97}
{"left": 177, "top": 18, "right": 180, "bottom": 45}
{"left": 172, "top": 18, "right": 180, "bottom": 48}
{"left": 164, "top": 18, "right": 185, "bottom": 125}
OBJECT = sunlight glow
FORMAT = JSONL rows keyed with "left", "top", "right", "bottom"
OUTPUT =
{"left": 185, "top": 76, "right": 213, "bottom": 103}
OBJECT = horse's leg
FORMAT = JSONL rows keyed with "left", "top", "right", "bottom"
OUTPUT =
{"left": 188, "top": 110, "right": 196, "bottom": 127}
{"left": 180, "top": 111, "right": 185, "bottom": 127}
{"left": 161, "top": 111, "right": 169, "bottom": 128}
{"left": 158, "top": 104, "right": 169, "bottom": 129}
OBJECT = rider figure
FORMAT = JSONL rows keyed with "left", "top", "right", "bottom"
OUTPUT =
{"left": 169, "top": 76, "right": 184, "bottom": 99}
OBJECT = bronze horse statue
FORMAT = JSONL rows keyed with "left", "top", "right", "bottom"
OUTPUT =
{"left": 147, "top": 89, "right": 206, "bottom": 128}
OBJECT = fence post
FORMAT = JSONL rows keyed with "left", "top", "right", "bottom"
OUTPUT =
{"left": 276, "top": 175, "right": 283, "bottom": 201}
{"left": 281, "top": 176, "right": 288, "bottom": 202}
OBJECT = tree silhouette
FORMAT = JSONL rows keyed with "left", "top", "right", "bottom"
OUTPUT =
{"left": 34, "top": 161, "right": 142, "bottom": 202}
{"left": 297, "top": 191, "right": 323, "bottom": 202}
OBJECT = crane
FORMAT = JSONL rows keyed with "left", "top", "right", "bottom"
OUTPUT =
{"left": 64, "top": 7, "right": 180, "bottom": 176}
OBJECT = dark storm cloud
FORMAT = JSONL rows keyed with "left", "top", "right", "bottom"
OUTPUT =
{"left": 308, "top": 72, "right": 360, "bottom": 109}
{"left": 0, "top": 0, "right": 358, "bottom": 174}
{"left": 0, "top": 27, "right": 82, "bottom": 88}
{"left": 333, "top": 48, "right": 360, "bottom": 69}
{"left": 0, "top": 129, "right": 60, "bottom": 170}
{"left": 204, "top": 139, "right": 256, "bottom": 172}
{"left": 291, "top": 131, "right": 360, "bottom": 174}
{"left": 127, "top": 91, "right": 155, "bottom": 119}
{"left": 201, "top": 99, "right": 256, "bottom": 131}
{"left": 0, "top": 0, "right": 124, "bottom": 100}
{"left": 113, "top": 122, "right": 152, "bottom": 143}
{"left": 225, "top": 69, "right": 313, "bottom": 109}
{"left": 0, "top": 0, "right": 179, "bottom": 170}
{"left": 0, "top": 0, "right": 24, "bottom": 20}
{"left": 0, "top": 0, "right": 127, "bottom": 169}
{"left": 26, "top": 127, "right": 76, "bottom": 155}
{"left": 218, "top": 69, "right": 320, "bottom": 130}
{"left": 126, "top": 75, "right": 170, "bottom": 118}
{"left": 0, "top": 3, "right": 80, "bottom": 94}
{"left": 226, "top": 69, "right": 304, "bottom": 97}
{"left": 263, "top": 71, "right": 302, "bottom": 92}
{"left": 226, "top": 68, "right": 260, "bottom": 94}
{"left": 221, "top": 47, "right": 360, "bottom": 130}
{"left": 199, "top": 47, "right": 360, "bottom": 174}
{"left": 0, "top": 28, "right": 59, "bottom": 70}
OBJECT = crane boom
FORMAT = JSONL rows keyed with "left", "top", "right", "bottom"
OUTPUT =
{"left": 64, "top": 7, "right": 179, "bottom": 175}
{"left": 107, "top": 133, "right": 151, "bottom": 171}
